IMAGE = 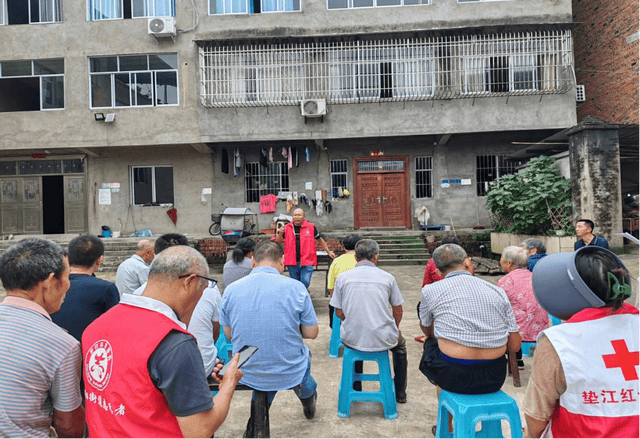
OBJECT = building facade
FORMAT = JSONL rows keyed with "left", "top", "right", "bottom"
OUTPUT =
{"left": 0, "top": 0, "right": 577, "bottom": 236}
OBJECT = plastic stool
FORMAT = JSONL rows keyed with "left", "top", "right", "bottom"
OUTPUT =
{"left": 436, "top": 390, "right": 523, "bottom": 438}
{"left": 329, "top": 311, "right": 344, "bottom": 358}
{"left": 549, "top": 314, "right": 562, "bottom": 326}
{"left": 337, "top": 347, "right": 397, "bottom": 419}
{"left": 215, "top": 333, "right": 234, "bottom": 363}
{"left": 521, "top": 341, "right": 536, "bottom": 357}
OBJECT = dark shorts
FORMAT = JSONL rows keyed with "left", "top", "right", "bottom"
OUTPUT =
{"left": 419, "top": 338, "right": 507, "bottom": 395}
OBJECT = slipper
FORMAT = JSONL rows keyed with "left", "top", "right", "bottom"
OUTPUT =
{"left": 431, "top": 425, "right": 437, "bottom": 436}
{"left": 396, "top": 397, "right": 407, "bottom": 404}
{"left": 414, "top": 336, "right": 426, "bottom": 343}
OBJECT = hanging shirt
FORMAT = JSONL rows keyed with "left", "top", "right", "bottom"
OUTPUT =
{"left": 260, "top": 194, "right": 278, "bottom": 214}
{"left": 221, "top": 148, "right": 229, "bottom": 174}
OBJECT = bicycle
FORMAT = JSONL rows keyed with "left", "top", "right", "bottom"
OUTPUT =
{"left": 209, "top": 214, "right": 221, "bottom": 236}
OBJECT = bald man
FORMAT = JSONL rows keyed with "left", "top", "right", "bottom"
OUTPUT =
{"left": 115, "top": 239, "right": 155, "bottom": 296}
{"left": 275, "top": 208, "right": 335, "bottom": 288}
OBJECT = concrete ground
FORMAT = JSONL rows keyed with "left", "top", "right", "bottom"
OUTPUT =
{"left": 0, "top": 248, "right": 637, "bottom": 438}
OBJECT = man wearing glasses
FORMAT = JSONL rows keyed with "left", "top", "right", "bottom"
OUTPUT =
{"left": 82, "top": 246, "right": 242, "bottom": 437}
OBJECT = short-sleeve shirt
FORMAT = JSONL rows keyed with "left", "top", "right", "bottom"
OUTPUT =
{"left": 51, "top": 274, "right": 120, "bottom": 342}
{"left": 420, "top": 270, "right": 519, "bottom": 348}
{"left": 115, "top": 255, "right": 150, "bottom": 296}
{"left": 222, "top": 257, "right": 253, "bottom": 292}
{"left": 187, "top": 285, "right": 222, "bottom": 376}
{"left": 422, "top": 258, "right": 444, "bottom": 287}
{"left": 0, "top": 297, "right": 82, "bottom": 438}
{"left": 327, "top": 253, "right": 357, "bottom": 290}
{"left": 220, "top": 266, "right": 318, "bottom": 391}
{"left": 497, "top": 269, "right": 548, "bottom": 342}
{"left": 330, "top": 261, "right": 404, "bottom": 351}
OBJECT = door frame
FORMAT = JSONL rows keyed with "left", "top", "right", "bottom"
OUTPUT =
{"left": 353, "top": 155, "right": 411, "bottom": 230}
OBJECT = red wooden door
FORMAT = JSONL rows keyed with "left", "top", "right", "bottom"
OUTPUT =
{"left": 359, "top": 174, "right": 383, "bottom": 228}
{"left": 381, "top": 173, "right": 405, "bottom": 227}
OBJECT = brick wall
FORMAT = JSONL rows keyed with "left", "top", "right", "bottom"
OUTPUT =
{"left": 196, "top": 238, "right": 229, "bottom": 264}
{"left": 573, "top": 0, "right": 639, "bottom": 124}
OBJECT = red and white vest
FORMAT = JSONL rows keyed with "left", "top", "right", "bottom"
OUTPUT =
{"left": 284, "top": 220, "right": 317, "bottom": 266}
{"left": 543, "top": 303, "right": 639, "bottom": 438}
{"left": 82, "top": 304, "right": 190, "bottom": 438}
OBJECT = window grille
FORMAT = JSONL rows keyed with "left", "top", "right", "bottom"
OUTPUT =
{"left": 245, "top": 162, "right": 289, "bottom": 203}
{"left": 330, "top": 159, "right": 348, "bottom": 198}
{"left": 357, "top": 160, "right": 404, "bottom": 171}
{"left": 415, "top": 156, "right": 433, "bottom": 198}
{"left": 327, "top": 0, "right": 429, "bottom": 9}
{"left": 476, "top": 154, "right": 522, "bottom": 196}
{"left": 199, "top": 31, "right": 573, "bottom": 107}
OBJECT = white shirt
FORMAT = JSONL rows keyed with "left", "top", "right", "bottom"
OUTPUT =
{"left": 187, "top": 286, "right": 222, "bottom": 376}
{"left": 115, "top": 255, "right": 150, "bottom": 296}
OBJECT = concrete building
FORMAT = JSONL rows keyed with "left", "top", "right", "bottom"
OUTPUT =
{"left": 0, "top": 0, "right": 577, "bottom": 236}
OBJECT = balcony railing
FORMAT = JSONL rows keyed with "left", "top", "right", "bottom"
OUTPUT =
{"left": 199, "top": 30, "right": 573, "bottom": 108}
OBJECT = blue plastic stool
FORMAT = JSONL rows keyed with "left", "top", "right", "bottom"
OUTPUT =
{"left": 215, "top": 333, "right": 234, "bottom": 363}
{"left": 436, "top": 390, "right": 523, "bottom": 438}
{"left": 549, "top": 314, "right": 562, "bottom": 326}
{"left": 329, "top": 311, "right": 344, "bottom": 358}
{"left": 521, "top": 341, "right": 536, "bottom": 357}
{"left": 337, "top": 347, "right": 397, "bottom": 419}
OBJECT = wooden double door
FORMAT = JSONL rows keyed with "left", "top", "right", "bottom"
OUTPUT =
{"left": 354, "top": 156, "right": 410, "bottom": 229}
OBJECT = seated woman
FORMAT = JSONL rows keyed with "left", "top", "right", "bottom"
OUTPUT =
{"left": 521, "top": 238, "right": 548, "bottom": 272}
{"left": 222, "top": 238, "right": 255, "bottom": 292}
{"left": 498, "top": 246, "right": 549, "bottom": 369}
{"left": 523, "top": 247, "right": 638, "bottom": 438}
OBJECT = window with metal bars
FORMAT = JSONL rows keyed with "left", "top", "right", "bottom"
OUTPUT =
{"left": 327, "top": 0, "right": 429, "bottom": 9}
{"left": 245, "top": 162, "right": 289, "bottom": 203}
{"left": 330, "top": 159, "right": 348, "bottom": 198}
{"left": 415, "top": 156, "right": 433, "bottom": 198}
{"left": 476, "top": 155, "right": 522, "bottom": 196}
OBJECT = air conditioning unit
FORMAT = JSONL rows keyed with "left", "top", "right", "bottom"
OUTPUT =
{"left": 301, "top": 99, "right": 327, "bottom": 117}
{"left": 576, "top": 85, "right": 586, "bottom": 103}
{"left": 148, "top": 16, "right": 176, "bottom": 37}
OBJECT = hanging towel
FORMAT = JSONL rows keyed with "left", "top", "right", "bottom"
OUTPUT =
{"left": 221, "top": 148, "right": 229, "bottom": 174}
{"left": 260, "top": 148, "right": 268, "bottom": 168}
{"left": 305, "top": 146, "right": 310, "bottom": 162}
{"left": 268, "top": 147, "right": 273, "bottom": 163}
{"left": 288, "top": 147, "right": 293, "bottom": 169}
{"left": 315, "top": 190, "right": 323, "bottom": 216}
{"left": 286, "top": 194, "right": 293, "bottom": 213}
{"left": 292, "top": 147, "right": 299, "bottom": 167}
{"left": 233, "top": 148, "right": 243, "bottom": 177}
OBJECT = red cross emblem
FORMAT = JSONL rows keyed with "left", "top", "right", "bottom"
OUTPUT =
{"left": 602, "top": 339, "right": 639, "bottom": 381}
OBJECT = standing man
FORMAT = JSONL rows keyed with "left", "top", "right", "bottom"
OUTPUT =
{"left": 574, "top": 219, "right": 610, "bottom": 250}
{"left": 52, "top": 234, "right": 120, "bottom": 342}
{"left": 221, "top": 241, "right": 319, "bottom": 437}
{"left": 82, "top": 246, "right": 242, "bottom": 438}
{"left": 0, "top": 239, "right": 85, "bottom": 437}
{"left": 115, "top": 239, "right": 155, "bottom": 295}
{"left": 326, "top": 233, "right": 361, "bottom": 328}
{"left": 330, "top": 239, "right": 407, "bottom": 404}
{"left": 275, "top": 208, "right": 335, "bottom": 289}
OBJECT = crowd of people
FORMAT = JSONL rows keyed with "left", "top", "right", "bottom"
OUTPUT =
{"left": 0, "top": 216, "right": 636, "bottom": 438}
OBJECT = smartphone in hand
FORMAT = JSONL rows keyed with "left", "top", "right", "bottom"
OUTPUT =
{"left": 217, "top": 345, "right": 258, "bottom": 377}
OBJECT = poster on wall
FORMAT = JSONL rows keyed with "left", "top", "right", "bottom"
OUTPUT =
{"left": 98, "top": 188, "right": 111, "bottom": 205}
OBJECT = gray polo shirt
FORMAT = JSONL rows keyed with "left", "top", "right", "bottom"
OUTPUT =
{"left": 115, "top": 254, "right": 150, "bottom": 296}
{"left": 419, "top": 270, "right": 519, "bottom": 349}
{"left": 330, "top": 260, "right": 404, "bottom": 352}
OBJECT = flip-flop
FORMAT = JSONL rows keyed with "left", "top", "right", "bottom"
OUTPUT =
{"left": 414, "top": 336, "right": 425, "bottom": 343}
{"left": 431, "top": 425, "right": 437, "bottom": 436}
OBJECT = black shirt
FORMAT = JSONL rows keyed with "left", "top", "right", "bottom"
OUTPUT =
{"left": 293, "top": 224, "right": 321, "bottom": 263}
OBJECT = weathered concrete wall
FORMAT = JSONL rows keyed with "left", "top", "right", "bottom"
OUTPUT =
{"left": 568, "top": 123, "right": 624, "bottom": 249}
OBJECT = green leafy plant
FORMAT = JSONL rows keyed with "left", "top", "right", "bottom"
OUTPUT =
{"left": 486, "top": 156, "right": 573, "bottom": 235}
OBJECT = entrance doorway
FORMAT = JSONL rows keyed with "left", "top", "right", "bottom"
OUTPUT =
{"left": 42, "top": 176, "right": 64, "bottom": 234}
{"left": 354, "top": 156, "right": 410, "bottom": 229}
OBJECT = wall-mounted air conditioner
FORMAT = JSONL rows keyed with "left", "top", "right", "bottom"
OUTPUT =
{"left": 148, "top": 17, "right": 176, "bottom": 38}
{"left": 576, "top": 85, "right": 586, "bottom": 103}
{"left": 301, "top": 99, "right": 327, "bottom": 117}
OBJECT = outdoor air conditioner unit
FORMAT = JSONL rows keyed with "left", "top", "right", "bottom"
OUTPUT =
{"left": 148, "top": 16, "right": 176, "bottom": 38}
{"left": 301, "top": 99, "right": 327, "bottom": 117}
{"left": 576, "top": 85, "right": 586, "bottom": 103}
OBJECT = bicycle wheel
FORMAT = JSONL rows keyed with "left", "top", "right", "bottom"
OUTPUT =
{"left": 209, "top": 222, "right": 221, "bottom": 236}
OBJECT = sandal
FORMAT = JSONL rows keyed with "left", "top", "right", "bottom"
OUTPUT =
{"left": 431, "top": 425, "right": 437, "bottom": 436}
{"left": 414, "top": 336, "right": 426, "bottom": 343}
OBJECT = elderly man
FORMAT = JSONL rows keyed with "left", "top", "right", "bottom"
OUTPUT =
{"left": 330, "top": 239, "right": 407, "bottom": 403}
{"left": 275, "top": 208, "right": 335, "bottom": 288}
{"left": 115, "top": 239, "right": 155, "bottom": 295}
{"left": 0, "top": 238, "right": 85, "bottom": 437}
{"left": 419, "top": 244, "right": 521, "bottom": 433}
{"left": 82, "top": 246, "right": 242, "bottom": 438}
{"left": 52, "top": 234, "right": 120, "bottom": 342}
{"left": 221, "top": 241, "right": 319, "bottom": 437}
{"left": 574, "top": 219, "right": 609, "bottom": 250}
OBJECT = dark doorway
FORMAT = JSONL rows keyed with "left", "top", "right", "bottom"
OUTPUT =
{"left": 42, "top": 175, "right": 65, "bottom": 234}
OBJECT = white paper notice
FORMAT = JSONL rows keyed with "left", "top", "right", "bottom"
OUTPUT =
{"left": 305, "top": 181, "right": 313, "bottom": 190}
{"left": 461, "top": 179, "right": 472, "bottom": 186}
{"left": 98, "top": 188, "right": 111, "bottom": 205}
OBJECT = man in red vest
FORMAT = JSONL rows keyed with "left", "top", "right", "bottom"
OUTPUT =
{"left": 82, "top": 246, "right": 243, "bottom": 438}
{"left": 275, "top": 208, "right": 335, "bottom": 288}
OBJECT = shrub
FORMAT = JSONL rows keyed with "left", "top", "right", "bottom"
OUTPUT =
{"left": 486, "top": 156, "right": 573, "bottom": 235}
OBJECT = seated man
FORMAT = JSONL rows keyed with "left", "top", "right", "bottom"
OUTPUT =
{"left": 574, "top": 219, "right": 609, "bottom": 250}
{"left": 82, "top": 246, "right": 242, "bottom": 437}
{"left": 330, "top": 239, "right": 407, "bottom": 403}
{"left": 221, "top": 241, "right": 319, "bottom": 437}
{"left": 419, "top": 244, "right": 521, "bottom": 431}
{"left": 0, "top": 238, "right": 85, "bottom": 437}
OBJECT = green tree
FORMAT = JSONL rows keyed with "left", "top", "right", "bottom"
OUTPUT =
{"left": 486, "top": 156, "right": 573, "bottom": 235}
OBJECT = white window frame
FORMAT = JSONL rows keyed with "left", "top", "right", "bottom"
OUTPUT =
{"left": 89, "top": 54, "right": 179, "bottom": 109}
{"left": 0, "top": 0, "right": 62, "bottom": 24}
{"left": 415, "top": 156, "right": 433, "bottom": 199}
{"left": 330, "top": 159, "right": 348, "bottom": 198}
{"left": 327, "top": 0, "right": 429, "bottom": 10}
{"left": 130, "top": 165, "right": 174, "bottom": 206}
{"left": 88, "top": 0, "right": 175, "bottom": 20}
{"left": 209, "top": 0, "right": 252, "bottom": 15}
{"left": 261, "top": 0, "right": 301, "bottom": 12}
{"left": 0, "top": 59, "right": 65, "bottom": 111}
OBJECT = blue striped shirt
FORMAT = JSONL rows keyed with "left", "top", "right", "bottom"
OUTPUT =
{"left": 0, "top": 297, "right": 82, "bottom": 438}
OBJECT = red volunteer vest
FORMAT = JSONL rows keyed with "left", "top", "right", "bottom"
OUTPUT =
{"left": 82, "top": 304, "right": 190, "bottom": 438}
{"left": 544, "top": 304, "right": 639, "bottom": 438}
{"left": 283, "top": 220, "right": 317, "bottom": 266}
